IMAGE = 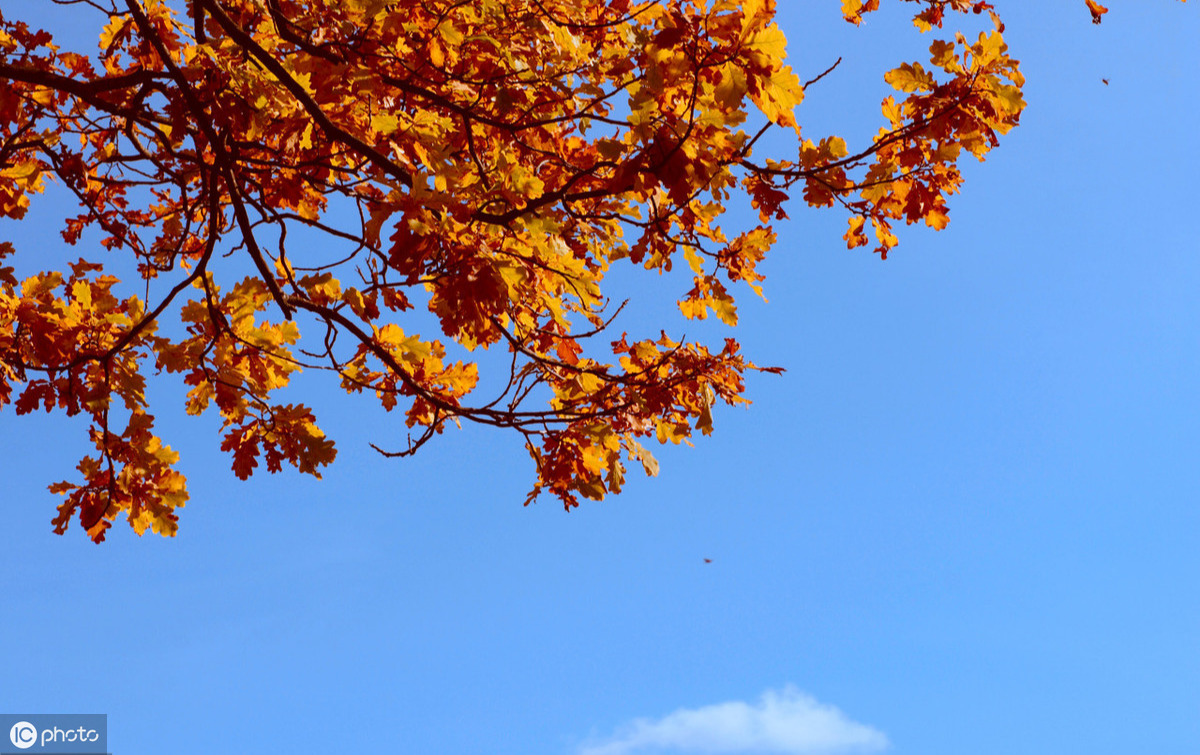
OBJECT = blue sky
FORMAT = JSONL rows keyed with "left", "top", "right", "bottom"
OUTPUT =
{"left": 2, "top": 2, "right": 1199, "bottom": 754}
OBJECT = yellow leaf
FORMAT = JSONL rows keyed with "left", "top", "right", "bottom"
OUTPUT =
{"left": 826, "top": 136, "right": 848, "bottom": 159}
{"left": 750, "top": 67, "right": 803, "bottom": 127}
{"left": 884, "top": 62, "right": 935, "bottom": 92}
{"left": 715, "top": 63, "right": 748, "bottom": 109}
{"left": 99, "top": 15, "right": 129, "bottom": 49}
{"left": 373, "top": 113, "right": 400, "bottom": 135}
{"left": 747, "top": 25, "right": 787, "bottom": 59}
{"left": 343, "top": 288, "right": 367, "bottom": 318}
{"left": 930, "top": 40, "right": 959, "bottom": 72}
{"left": 696, "top": 396, "right": 714, "bottom": 435}
{"left": 626, "top": 437, "right": 660, "bottom": 477}
{"left": 509, "top": 165, "right": 545, "bottom": 199}
{"left": 348, "top": 0, "right": 396, "bottom": 17}
{"left": 711, "top": 290, "right": 737, "bottom": 326}
{"left": 844, "top": 216, "right": 868, "bottom": 248}
{"left": 438, "top": 21, "right": 464, "bottom": 47}
{"left": 429, "top": 39, "right": 445, "bottom": 68}
{"left": 973, "top": 31, "right": 1007, "bottom": 66}
{"left": 924, "top": 206, "right": 950, "bottom": 230}
{"left": 989, "top": 82, "right": 1025, "bottom": 115}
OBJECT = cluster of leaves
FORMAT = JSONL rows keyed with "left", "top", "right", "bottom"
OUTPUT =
{"left": 0, "top": 0, "right": 1074, "bottom": 542}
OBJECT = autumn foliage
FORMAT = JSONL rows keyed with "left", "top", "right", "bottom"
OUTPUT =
{"left": 2, "top": 0, "right": 1120, "bottom": 542}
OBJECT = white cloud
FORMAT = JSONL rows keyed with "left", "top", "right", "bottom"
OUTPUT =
{"left": 578, "top": 685, "right": 889, "bottom": 755}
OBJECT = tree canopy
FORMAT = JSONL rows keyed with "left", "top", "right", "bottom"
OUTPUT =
{"left": 0, "top": 0, "right": 1137, "bottom": 542}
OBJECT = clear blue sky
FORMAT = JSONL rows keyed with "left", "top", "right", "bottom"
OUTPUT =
{"left": 2, "top": 3, "right": 1198, "bottom": 754}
